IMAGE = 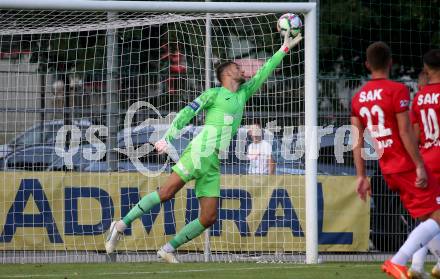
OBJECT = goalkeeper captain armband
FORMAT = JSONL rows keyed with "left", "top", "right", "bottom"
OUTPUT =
{"left": 187, "top": 100, "right": 201, "bottom": 112}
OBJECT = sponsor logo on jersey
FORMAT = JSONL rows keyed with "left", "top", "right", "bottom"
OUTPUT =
{"left": 176, "top": 161, "right": 190, "bottom": 176}
{"left": 224, "top": 114, "right": 234, "bottom": 125}
{"left": 423, "top": 139, "right": 440, "bottom": 149}
{"left": 400, "top": 99, "right": 409, "bottom": 108}
{"left": 436, "top": 196, "right": 440, "bottom": 205}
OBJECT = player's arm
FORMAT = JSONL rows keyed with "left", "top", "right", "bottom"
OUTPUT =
{"left": 242, "top": 32, "right": 302, "bottom": 101}
{"left": 268, "top": 156, "right": 276, "bottom": 175}
{"left": 412, "top": 122, "right": 421, "bottom": 143}
{"left": 155, "top": 90, "right": 215, "bottom": 153}
{"left": 396, "top": 111, "right": 427, "bottom": 187}
{"left": 351, "top": 116, "right": 371, "bottom": 201}
{"left": 410, "top": 100, "right": 421, "bottom": 143}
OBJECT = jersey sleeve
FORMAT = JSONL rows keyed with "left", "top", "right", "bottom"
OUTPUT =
{"left": 163, "top": 89, "right": 216, "bottom": 142}
{"left": 393, "top": 85, "right": 410, "bottom": 113}
{"left": 240, "top": 50, "right": 286, "bottom": 101}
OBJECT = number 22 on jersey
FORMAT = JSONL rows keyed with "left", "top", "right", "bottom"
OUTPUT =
{"left": 359, "top": 105, "right": 392, "bottom": 138}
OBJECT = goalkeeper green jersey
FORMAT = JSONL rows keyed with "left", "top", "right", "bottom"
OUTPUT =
{"left": 164, "top": 49, "right": 286, "bottom": 155}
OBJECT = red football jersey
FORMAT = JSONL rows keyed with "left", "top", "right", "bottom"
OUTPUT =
{"left": 411, "top": 83, "right": 440, "bottom": 173}
{"left": 351, "top": 79, "right": 415, "bottom": 174}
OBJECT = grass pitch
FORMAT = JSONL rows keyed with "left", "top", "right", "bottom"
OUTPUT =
{"left": 0, "top": 262, "right": 407, "bottom": 279}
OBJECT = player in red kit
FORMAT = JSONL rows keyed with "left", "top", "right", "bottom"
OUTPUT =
{"left": 351, "top": 42, "right": 440, "bottom": 279}
{"left": 408, "top": 49, "right": 440, "bottom": 279}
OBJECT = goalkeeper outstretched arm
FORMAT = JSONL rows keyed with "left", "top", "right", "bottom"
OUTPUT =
{"left": 155, "top": 31, "right": 302, "bottom": 154}
{"left": 242, "top": 33, "right": 303, "bottom": 101}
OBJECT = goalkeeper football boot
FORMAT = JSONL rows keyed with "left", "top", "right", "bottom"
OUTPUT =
{"left": 105, "top": 221, "right": 125, "bottom": 253}
{"left": 432, "top": 264, "right": 440, "bottom": 279}
{"left": 381, "top": 259, "right": 409, "bottom": 279}
{"left": 407, "top": 268, "right": 429, "bottom": 279}
{"left": 157, "top": 247, "right": 179, "bottom": 264}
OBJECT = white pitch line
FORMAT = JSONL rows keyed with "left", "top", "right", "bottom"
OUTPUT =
{"left": 0, "top": 263, "right": 380, "bottom": 278}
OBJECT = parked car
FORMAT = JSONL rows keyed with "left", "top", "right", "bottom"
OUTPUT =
{"left": 0, "top": 144, "right": 111, "bottom": 172}
{"left": 0, "top": 119, "right": 93, "bottom": 159}
{"left": 47, "top": 144, "right": 110, "bottom": 172}
{"left": 2, "top": 145, "right": 63, "bottom": 171}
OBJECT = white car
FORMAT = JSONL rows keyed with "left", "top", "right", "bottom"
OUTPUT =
{"left": 0, "top": 119, "right": 92, "bottom": 159}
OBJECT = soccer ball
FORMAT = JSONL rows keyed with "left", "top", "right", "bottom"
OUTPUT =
{"left": 277, "top": 13, "right": 302, "bottom": 38}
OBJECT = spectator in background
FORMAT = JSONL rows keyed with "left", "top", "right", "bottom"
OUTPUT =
{"left": 247, "top": 123, "right": 275, "bottom": 175}
{"left": 417, "top": 70, "right": 428, "bottom": 91}
{"left": 160, "top": 44, "right": 187, "bottom": 94}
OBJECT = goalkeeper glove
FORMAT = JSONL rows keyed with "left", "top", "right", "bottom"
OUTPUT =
{"left": 280, "top": 32, "right": 303, "bottom": 53}
{"left": 154, "top": 139, "right": 179, "bottom": 162}
{"left": 154, "top": 139, "right": 168, "bottom": 154}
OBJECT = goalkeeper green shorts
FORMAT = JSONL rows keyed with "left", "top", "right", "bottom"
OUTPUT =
{"left": 171, "top": 147, "right": 220, "bottom": 198}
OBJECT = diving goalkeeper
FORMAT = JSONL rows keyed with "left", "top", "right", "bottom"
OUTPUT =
{"left": 105, "top": 31, "right": 302, "bottom": 263}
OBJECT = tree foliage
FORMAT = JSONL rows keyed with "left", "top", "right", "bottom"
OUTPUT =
{"left": 320, "top": 0, "right": 440, "bottom": 77}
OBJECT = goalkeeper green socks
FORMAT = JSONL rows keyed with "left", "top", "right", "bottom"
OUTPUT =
{"left": 122, "top": 193, "right": 207, "bottom": 250}
{"left": 122, "top": 191, "right": 161, "bottom": 226}
{"left": 169, "top": 219, "right": 206, "bottom": 249}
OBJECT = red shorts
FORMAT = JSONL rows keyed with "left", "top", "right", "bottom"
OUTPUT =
{"left": 383, "top": 169, "right": 440, "bottom": 218}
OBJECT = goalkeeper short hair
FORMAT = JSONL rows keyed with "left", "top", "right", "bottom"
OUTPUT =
{"left": 215, "top": 61, "right": 238, "bottom": 83}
